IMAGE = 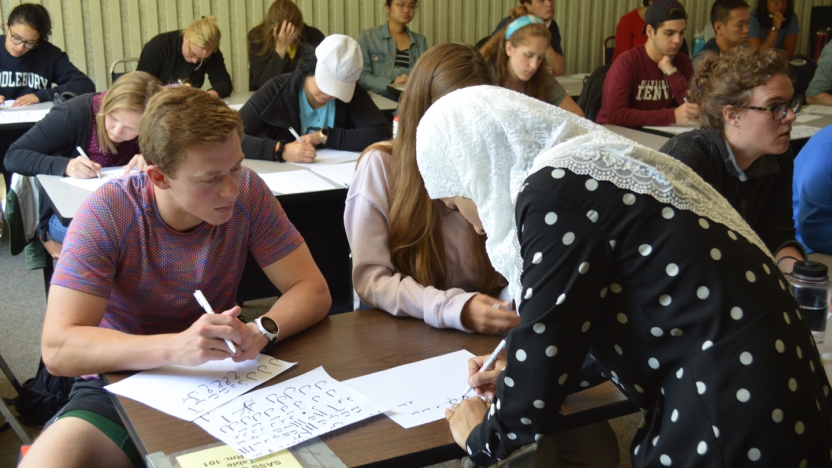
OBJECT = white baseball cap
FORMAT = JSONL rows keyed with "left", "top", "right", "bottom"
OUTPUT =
{"left": 315, "top": 35, "right": 363, "bottom": 103}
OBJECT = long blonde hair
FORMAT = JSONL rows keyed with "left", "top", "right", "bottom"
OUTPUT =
{"left": 96, "top": 71, "right": 161, "bottom": 154}
{"left": 248, "top": 0, "right": 304, "bottom": 57}
{"left": 360, "top": 43, "right": 502, "bottom": 292}
{"left": 480, "top": 5, "right": 552, "bottom": 103}
{"left": 185, "top": 16, "right": 221, "bottom": 53}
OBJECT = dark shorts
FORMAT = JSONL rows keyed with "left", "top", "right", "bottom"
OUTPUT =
{"left": 52, "top": 378, "right": 143, "bottom": 468}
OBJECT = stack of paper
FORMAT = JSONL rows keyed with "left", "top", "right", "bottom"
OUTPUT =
{"left": 258, "top": 170, "right": 340, "bottom": 195}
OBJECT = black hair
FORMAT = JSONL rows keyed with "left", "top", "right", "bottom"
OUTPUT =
{"left": 711, "top": 0, "right": 750, "bottom": 27}
{"left": 8, "top": 3, "right": 52, "bottom": 41}
{"left": 754, "top": 0, "right": 792, "bottom": 30}
{"left": 646, "top": 6, "right": 686, "bottom": 34}
{"left": 643, "top": 0, "right": 652, "bottom": 6}
{"left": 296, "top": 44, "right": 318, "bottom": 76}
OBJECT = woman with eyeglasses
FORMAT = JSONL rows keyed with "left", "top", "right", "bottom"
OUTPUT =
{"left": 0, "top": 3, "right": 94, "bottom": 107}
{"left": 747, "top": 0, "right": 797, "bottom": 57}
{"left": 661, "top": 47, "right": 805, "bottom": 273}
{"left": 357, "top": 0, "right": 427, "bottom": 98}
{"left": 136, "top": 16, "right": 232, "bottom": 98}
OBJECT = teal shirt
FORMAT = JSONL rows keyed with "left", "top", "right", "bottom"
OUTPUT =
{"left": 299, "top": 88, "right": 336, "bottom": 135}
{"left": 357, "top": 23, "right": 428, "bottom": 94}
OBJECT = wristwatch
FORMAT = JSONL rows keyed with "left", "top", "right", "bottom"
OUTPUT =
{"left": 273, "top": 140, "right": 286, "bottom": 162}
{"left": 663, "top": 66, "right": 678, "bottom": 77}
{"left": 254, "top": 316, "right": 279, "bottom": 352}
{"left": 319, "top": 127, "right": 329, "bottom": 146}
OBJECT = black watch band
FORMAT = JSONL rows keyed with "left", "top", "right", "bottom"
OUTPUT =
{"left": 274, "top": 139, "right": 286, "bottom": 162}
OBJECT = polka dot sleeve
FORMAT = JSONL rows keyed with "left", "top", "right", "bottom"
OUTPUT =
{"left": 466, "top": 171, "right": 614, "bottom": 464}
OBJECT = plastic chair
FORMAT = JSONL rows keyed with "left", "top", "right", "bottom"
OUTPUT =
{"left": 604, "top": 36, "right": 615, "bottom": 66}
{"left": 109, "top": 57, "right": 139, "bottom": 87}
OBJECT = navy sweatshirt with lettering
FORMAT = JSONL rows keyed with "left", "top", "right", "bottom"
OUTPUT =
{"left": 0, "top": 37, "right": 95, "bottom": 102}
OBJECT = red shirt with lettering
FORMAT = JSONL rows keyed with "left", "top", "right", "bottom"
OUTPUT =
{"left": 596, "top": 44, "right": 693, "bottom": 127}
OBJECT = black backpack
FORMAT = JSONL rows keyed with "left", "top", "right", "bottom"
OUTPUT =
{"left": 14, "top": 359, "right": 74, "bottom": 425}
{"left": 576, "top": 64, "right": 610, "bottom": 122}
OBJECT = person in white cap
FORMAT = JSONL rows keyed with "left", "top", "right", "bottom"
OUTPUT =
{"left": 240, "top": 34, "right": 391, "bottom": 163}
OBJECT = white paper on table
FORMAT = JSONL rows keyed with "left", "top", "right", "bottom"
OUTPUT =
{"left": 287, "top": 149, "right": 361, "bottom": 168}
{"left": 790, "top": 125, "right": 821, "bottom": 140}
{"left": 569, "top": 73, "right": 590, "bottom": 80}
{"left": 258, "top": 170, "right": 339, "bottom": 195}
{"left": 796, "top": 113, "right": 824, "bottom": 123}
{"left": 0, "top": 107, "right": 49, "bottom": 124}
{"left": 193, "top": 366, "right": 385, "bottom": 460}
{"left": 343, "top": 350, "right": 475, "bottom": 429}
{"left": 304, "top": 163, "right": 356, "bottom": 188}
{"left": 801, "top": 105, "right": 832, "bottom": 116}
{"left": 555, "top": 76, "right": 581, "bottom": 84}
{"left": 227, "top": 103, "right": 244, "bottom": 111}
{"left": 58, "top": 168, "right": 124, "bottom": 191}
{"left": 643, "top": 124, "right": 699, "bottom": 135}
{"left": 105, "top": 355, "right": 296, "bottom": 421}
{"left": 0, "top": 100, "right": 16, "bottom": 110}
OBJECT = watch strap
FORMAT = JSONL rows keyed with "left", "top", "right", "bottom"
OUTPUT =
{"left": 273, "top": 140, "right": 286, "bottom": 162}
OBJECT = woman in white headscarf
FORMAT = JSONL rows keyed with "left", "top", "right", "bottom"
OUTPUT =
{"left": 418, "top": 85, "right": 832, "bottom": 467}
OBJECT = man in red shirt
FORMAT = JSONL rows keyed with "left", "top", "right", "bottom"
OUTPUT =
{"left": 596, "top": 0, "right": 699, "bottom": 127}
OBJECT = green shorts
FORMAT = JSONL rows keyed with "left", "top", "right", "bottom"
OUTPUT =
{"left": 54, "top": 379, "right": 143, "bottom": 468}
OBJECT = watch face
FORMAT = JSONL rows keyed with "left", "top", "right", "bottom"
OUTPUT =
{"left": 260, "top": 316, "right": 279, "bottom": 334}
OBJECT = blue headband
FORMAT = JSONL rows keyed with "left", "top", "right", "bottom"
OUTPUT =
{"left": 505, "top": 15, "right": 545, "bottom": 40}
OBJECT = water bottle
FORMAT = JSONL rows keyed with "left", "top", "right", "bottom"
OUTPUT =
{"left": 788, "top": 261, "right": 831, "bottom": 346}
{"left": 692, "top": 30, "right": 705, "bottom": 56}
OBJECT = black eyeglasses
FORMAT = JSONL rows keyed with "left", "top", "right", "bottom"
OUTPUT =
{"left": 8, "top": 31, "right": 38, "bottom": 49}
{"left": 734, "top": 96, "right": 802, "bottom": 121}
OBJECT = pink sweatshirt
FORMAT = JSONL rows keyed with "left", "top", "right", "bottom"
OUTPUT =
{"left": 344, "top": 149, "right": 499, "bottom": 331}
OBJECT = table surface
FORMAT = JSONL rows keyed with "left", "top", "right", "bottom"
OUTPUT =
{"left": 603, "top": 124, "right": 670, "bottom": 151}
{"left": 36, "top": 159, "right": 343, "bottom": 223}
{"left": 105, "top": 310, "right": 633, "bottom": 468}
{"left": 641, "top": 112, "right": 832, "bottom": 141}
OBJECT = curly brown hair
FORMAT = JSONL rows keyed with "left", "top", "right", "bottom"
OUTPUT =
{"left": 687, "top": 46, "right": 790, "bottom": 131}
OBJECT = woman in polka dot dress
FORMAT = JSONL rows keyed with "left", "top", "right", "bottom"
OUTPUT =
{"left": 416, "top": 85, "right": 832, "bottom": 467}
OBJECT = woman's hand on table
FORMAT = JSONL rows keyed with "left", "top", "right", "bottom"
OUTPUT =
{"left": 65, "top": 156, "right": 101, "bottom": 179}
{"left": 445, "top": 398, "right": 488, "bottom": 450}
{"left": 461, "top": 294, "right": 519, "bottom": 334}
{"left": 123, "top": 154, "right": 148, "bottom": 174}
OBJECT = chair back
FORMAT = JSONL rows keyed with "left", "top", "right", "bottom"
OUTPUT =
{"left": 604, "top": 36, "right": 615, "bottom": 66}
{"left": 108, "top": 57, "right": 140, "bottom": 87}
{"left": 576, "top": 64, "right": 609, "bottom": 122}
{"left": 789, "top": 55, "right": 819, "bottom": 98}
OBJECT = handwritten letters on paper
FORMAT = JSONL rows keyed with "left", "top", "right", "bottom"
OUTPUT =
{"left": 193, "top": 366, "right": 385, "bottom": 460}
{"left": 105, "top": 355, "right": 296, "bottom": 421}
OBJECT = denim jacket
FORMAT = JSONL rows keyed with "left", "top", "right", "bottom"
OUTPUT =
{"left": 357, "top": 23, "right": 428, "bottom": 94}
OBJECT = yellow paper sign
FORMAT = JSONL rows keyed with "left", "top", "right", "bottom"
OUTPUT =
{"left": 175, "top": 444, "right": 303, "bottom": 468}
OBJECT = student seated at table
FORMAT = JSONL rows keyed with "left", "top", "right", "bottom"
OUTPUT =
{"left": 240, "top": 34, "right": 391, "bottom": 163}
{"left": 247, "top": 0, "right": 325, "bottom": 92}
{"left": 136, "top": 16, "right": 232, "bottom": 98}
{"left": 793, "top": 125, "right": 832, "bottom": 255}
{"left": 417, "top": 85, "right": 832, "bottom": 468}
{"left": 805, "top": 43, "right": 832, "bottom": 105}
{"left": 747, "top": 0, "right": 797, "bottom": 57}
{"left": 661, "top": 47, "right": 805, "bottom": 272}
{"left": 17, "top": 86, "right": 331, "bottom": 468}
{"left": 480, "top": 7, "right": 583, "bottom": 117}
{"left": 0, "top": 3, "right": 96, "bottom": 189}
{"left": 492, "top": 0, "right": 564, "bottom": 76}
{"left": 357, "top": 0, "right": 427, "bottom": 99}
{"left": 612, "top": 0, "right": 654, "bottom": 63}
{"left": 0, "top": 3, "right": 95, "bottom": 106}
{"left": 347, "top": 43, "right": 517, "bottom": 335}
{"left": 691, "top": 0, "right": 750, "bottom": 68}
{"left": 4, "top": 71, "right": 160, "bottom": 247}
{"left": 596, "top": 0, "right": 697, "bottom": 127}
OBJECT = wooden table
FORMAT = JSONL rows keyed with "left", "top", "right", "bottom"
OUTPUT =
{"left": 105, "top": 310, "right": 635, "bottom": 467}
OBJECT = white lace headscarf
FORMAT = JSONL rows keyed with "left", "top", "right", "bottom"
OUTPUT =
{"left": 415, "top": 85, "right": 769, "bottom": 305}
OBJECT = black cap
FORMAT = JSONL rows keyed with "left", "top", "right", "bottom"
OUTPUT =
{"left": 642, "top": 0, "right": 688, "bottom": 35}
{"left": 792, "top": 261, "right": 829, "bottom": 281}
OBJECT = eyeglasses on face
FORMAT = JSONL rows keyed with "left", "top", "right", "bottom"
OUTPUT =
{"left": 186, "top": 41, "right": 212, "bottom": 66}
{"left": 733, "top": 96, "right": 801, "bottom": 121}
{"left": 8, "top": 31, "right": 38, "bottom": 49}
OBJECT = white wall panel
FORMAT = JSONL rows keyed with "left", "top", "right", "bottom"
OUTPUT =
{"left": 0, "top": 0, "right": 828, "bottom": 94}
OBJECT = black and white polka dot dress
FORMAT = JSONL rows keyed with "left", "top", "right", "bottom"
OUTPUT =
{"left": 466, "top": 168, "right": 832, "bottom": 467}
